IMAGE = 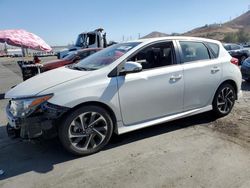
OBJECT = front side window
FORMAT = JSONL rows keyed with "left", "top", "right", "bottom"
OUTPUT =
{"left": 87, "top": 34, "right": 96, "bottom": 46}
{"left": 73, "top": 42, "right": 140, "bottom": 70}
{"left": 128, "top": 42, "right": 175, "bottom": 70}
{"left": 180, "top": 41, "right": 210, "bottom": 63}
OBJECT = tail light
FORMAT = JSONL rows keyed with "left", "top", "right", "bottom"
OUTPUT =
{"left": 230, "top": 58, "right": 239, "bottom": 66}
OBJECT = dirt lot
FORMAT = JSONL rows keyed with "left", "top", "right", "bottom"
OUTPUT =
{"left": 0, "top": 57, "right": 250, "bottom": 188}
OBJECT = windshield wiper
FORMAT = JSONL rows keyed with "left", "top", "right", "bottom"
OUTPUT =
{"left": 72, "top": 66, "right": 88, "bottom": 71}
{"left": 70, "top": 65, "right": 96, "bottom": 71}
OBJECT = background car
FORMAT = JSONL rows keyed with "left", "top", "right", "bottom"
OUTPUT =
{"left": 241, "top": 57, "right": 250, "bottom": 82}
{"left": 42, "top": 48, "right": 101, "bottom": 71}
{"left": 223, "top": 43, "right": 250, "bottom": 65}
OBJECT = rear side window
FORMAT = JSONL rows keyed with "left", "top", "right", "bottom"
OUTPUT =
{"left": 180, "top": 41, "right": 210, "bottom": 63}
{"left": 207, "top": 42, "right": 219, "bottom": 58}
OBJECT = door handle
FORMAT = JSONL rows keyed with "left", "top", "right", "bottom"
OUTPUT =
{"left": 170, "top": 74, "right": 182, "bottom": 81}
{"left": 211, "top": 67, "right": 220, "bottom": 74}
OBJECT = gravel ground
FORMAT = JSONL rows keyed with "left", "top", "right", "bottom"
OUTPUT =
{"left": 0, "top": 57, "right": 250, "bottom": 188}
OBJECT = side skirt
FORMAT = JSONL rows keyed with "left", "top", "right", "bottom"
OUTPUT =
{"left": 117, "top": 105, "right": 212, "bottom": 135}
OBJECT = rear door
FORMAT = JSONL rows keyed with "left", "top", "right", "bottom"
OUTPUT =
{"left": 178, "top": 41, "right": 222, "bottom": 111}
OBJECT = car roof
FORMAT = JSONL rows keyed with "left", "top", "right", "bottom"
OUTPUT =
{"left": 128, "top": 36, "right": 221, "bottom": 45}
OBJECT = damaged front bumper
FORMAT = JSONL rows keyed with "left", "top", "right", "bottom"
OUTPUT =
{"left": 6, "top": 102, "right": 69, "bottom": 139}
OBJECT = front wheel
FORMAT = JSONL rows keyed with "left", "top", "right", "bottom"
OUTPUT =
{"left": 58, "top": 105, "right": 113, "bottom": 156}
{"left": 212, "top": 83, "right": 236, "bottom": 117}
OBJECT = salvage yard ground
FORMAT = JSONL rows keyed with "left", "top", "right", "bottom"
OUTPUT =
{"left": 0, "top": 57, "right": 250, "bottom": 188}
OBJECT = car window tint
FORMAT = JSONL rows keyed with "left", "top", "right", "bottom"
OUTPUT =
{"left": 89, "top": 50, "right": 97, "bottom": 55}
{"left": 231, "top": 45, "right": 241, "bottom": 50}
{"left": 180, "top": 41, "right": 210, "bottom": 63}
{"left": 128, "top": 42, "right": 175, "bottom": 70}
{"left": 223, "top": 45, "right": 231, "bottom": 51}
{"left": 207, "top": 42, "right": 219, "bottom": 58}
{"left": 79, "top": 51, "right": 89, "bottom": 59}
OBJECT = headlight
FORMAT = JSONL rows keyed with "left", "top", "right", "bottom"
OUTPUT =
{"left": 9, "top": 94, "right": 53, "bottom": 117}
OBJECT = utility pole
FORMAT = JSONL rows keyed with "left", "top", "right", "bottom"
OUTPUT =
{"left": 4, "top": 42, "right": 7, "bottom": 55}
{"left": 138, "top": 33, "right": 141, "bottom": 39}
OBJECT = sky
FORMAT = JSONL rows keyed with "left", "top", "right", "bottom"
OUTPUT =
{"left": 1, "top": 0, "right": 250, "bottom": 46}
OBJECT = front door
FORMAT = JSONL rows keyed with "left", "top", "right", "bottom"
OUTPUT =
{"left": 117, "top": 41, "right": 184, "bottom": 125}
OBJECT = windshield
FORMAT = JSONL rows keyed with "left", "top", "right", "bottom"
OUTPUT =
{"left": 75, "top": 34, "right": 86, "bottom": 47}
{"left": 73, "top": 42, "right": 140, "bottom": 70}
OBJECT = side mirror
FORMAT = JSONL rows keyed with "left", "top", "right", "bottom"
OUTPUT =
{"left": 120, "top": 61, "right": 142, "bottom": 75}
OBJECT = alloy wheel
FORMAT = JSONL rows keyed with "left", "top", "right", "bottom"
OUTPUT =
{"left": 216, "top": 87, "right": 235, "bottom": 114}
{"left": 68, "top": 111, "right": 108, "bottom": 151}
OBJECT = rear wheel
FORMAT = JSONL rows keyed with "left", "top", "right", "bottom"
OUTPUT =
{"left": 212, "top": 83, "right": 236, "bottom": 117}
{"left": 58, "top": 105, "right": 113, "bottom": 156}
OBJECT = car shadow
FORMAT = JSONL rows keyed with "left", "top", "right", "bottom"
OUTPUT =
{"left": 0, "top": 111, "right": 216, "bottom": 180}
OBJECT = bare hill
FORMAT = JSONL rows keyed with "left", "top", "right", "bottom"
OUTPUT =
{"left": 142, "top": 11, "right": 250, "bottom": 41}
{"left": 142, "top": 31, "right": 169, "bottom": 38}
{"left": 185, "top": 10, "right": 250, "bottom": 40}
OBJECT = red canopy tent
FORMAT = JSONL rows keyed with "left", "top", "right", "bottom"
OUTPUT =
{"left": 0, "top": 29, "right": 52, "bottom": 53}
{"left": 0, "top": 29, "right": 52, "bottom": 79}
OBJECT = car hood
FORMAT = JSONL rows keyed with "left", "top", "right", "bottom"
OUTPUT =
{"left": 5, "top": 67, "right": 91, "bottom": 99}
{"left": 43, "top": 59, "right": 69, "bottom": 66}
{"left": 42, "top": 59, "right": 70, "bottom": 70}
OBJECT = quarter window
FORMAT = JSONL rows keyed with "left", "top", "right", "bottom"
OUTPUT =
{"left": 180, "top": 41, "right": 210, "bottom": 63}
{"left": 207, "top": 42, "right": 219, "bottom": 58}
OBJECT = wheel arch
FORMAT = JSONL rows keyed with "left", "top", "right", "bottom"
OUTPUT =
{"left": 215, "top": 79, "right": 238, "bottom": 100}
{"left": 58, "top": 101, "right": 118, "bottom": 134}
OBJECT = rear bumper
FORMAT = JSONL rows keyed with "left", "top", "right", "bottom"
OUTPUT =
{"left": 6, "top": 102, "right": 69, "bottom": 139}
{"left": 238, "top": 90, "right": 243, "bottom": 99}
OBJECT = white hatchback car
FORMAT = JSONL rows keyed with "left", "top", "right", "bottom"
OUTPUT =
{"left": 5, "top": 37, "right": 242, "bottom": 155}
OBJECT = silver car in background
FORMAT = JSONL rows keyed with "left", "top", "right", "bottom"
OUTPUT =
{"left": 5, "top": 37, "right": 242, "bottom": 156}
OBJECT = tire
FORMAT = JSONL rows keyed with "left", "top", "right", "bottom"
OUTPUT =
{"left": 212, "top": 83, "right": 236, "bottom": 117}
{"left": 58, "top": 105, "right": 113, "bottom": 156}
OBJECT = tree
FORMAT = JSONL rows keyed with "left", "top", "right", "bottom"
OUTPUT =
{"left": 223, "top": 33, "right": 238, "bottom": 43}
{"left": 237, "top": 30, "right": 249, "bottom": 43}
{"left": 223, "top": 30, "right": 250, "bottom": 43}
